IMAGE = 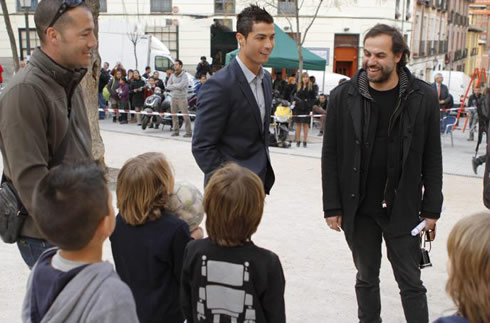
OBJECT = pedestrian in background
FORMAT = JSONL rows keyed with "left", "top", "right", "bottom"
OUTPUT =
{"left": 117, "top": 76, "right": 129, "bottom": 124}
{"left": 195, "top": 56, "right": 212, "bottom": 79}
{"left": 130, "top": 70, "right": 145, "bottom": 126}
{"left": 294, "top": 72, "right": 316, "bottom": 148}
{"left": 167, "top": 59, "right": 192, "bottom": 137}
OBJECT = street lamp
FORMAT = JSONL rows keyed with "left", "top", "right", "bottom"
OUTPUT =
{"left": 19, "top": 0, "right": 32, "bottom": 58}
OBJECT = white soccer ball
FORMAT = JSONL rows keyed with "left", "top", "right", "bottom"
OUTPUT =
{"left": 168, "top": 181, "right": 204, "bottom": 231}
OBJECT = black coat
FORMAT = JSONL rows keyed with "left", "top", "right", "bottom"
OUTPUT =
{"left": 130, "top": 79, "right": 145, "bottom": 108}
{"left": 322, "top": 67, "right": 443, "bottom": 237}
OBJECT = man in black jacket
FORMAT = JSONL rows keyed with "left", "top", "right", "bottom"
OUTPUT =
{"left": 322, "top": 24, "right": 442, "bottom": 323}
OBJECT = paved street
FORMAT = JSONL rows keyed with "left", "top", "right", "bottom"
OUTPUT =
{"left": 0, "top": 118, "right": 487, "bottom": 322}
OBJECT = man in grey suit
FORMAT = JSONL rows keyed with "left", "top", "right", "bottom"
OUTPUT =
{"left": 192, "top": 5, "right": 275, "bottom": 194}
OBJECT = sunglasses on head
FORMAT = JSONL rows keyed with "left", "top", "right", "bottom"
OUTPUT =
{"left": 46, "top": 0, "right": 85, "bottom": 32}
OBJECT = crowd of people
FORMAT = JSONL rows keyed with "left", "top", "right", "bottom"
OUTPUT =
{"left": 0, "top": 1, "right": 489, "bottom": 323}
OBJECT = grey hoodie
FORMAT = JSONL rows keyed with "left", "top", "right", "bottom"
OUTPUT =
{"left": 166, "top": 71, "right": 189, "bottom": 99}
{"left": 22, "top": 259, "right": 139, "bottom": 323}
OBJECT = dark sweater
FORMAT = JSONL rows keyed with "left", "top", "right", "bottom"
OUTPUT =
{"left": 359, "top": 84, "right": 399, "bottom": 215}
{"left": 110, "top": 211, "right": 191, "bottom": 323}
{"left": 180, "top": 238, "right": 286, "bottom": 323}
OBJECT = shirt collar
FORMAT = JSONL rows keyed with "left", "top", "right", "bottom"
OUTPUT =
{"left": 236, "top": 55, "right": 264, "bottom": 84}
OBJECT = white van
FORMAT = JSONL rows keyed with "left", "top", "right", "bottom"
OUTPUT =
{"left": 306, "top": 70, "right": 350, "bottom": 95}
{"left": 98, "top": 19, "right": 174, "bottom": 73}
{"left": 430, "top": 71, "right": 472, "bottom": 107}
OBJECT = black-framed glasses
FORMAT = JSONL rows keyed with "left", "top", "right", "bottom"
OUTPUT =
{"left": 46, "top": 0, "right": 85, "bottom": 31}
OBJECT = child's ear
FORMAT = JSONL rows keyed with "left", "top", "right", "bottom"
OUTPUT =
{"left": 97, "top": 215, "right": 115, "bottom": 241}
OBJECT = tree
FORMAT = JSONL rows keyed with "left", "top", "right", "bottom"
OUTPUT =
{"left": 1, "top": 0, "right": 20, "bottom": 72}
{"left": 128, "top": 27, "right": 143, "bottom": 70}
{"left": 80, "top": 0, "right": 105, "bottom": 163}
{"left": 242, "top": 0, "right": 353, "bottom": 78}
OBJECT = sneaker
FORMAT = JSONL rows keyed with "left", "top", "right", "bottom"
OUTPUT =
{"left": 171, "top": 133, "right": 179, "bottom": 137}
{"left": 472, "top": 157, "right": 479, "bottom": 175}
{"left": 303, "top": 141, "right": 307, "bottom": 148}
{"left": 467, "top": 137, "right": 474, "bottom": 141}
{"left": 318, "top": 131, "right": 323, "bottom": 136}
{"left": 296, "top": 141, "right": 300, "bottom": 147}
{"left": 183, "top": 133, "right": 192, "bottom": 138}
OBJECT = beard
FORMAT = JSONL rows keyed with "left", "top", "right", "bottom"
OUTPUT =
{"left": 363, "top": 62, "right": 394, "bottom": 83}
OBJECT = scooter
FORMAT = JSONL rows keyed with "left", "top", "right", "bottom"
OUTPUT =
{"left": 270, "top": 100, "right": 292, "bottom": 148}
{"left": 141, "top": 87, "right": 163, "bottom": 130}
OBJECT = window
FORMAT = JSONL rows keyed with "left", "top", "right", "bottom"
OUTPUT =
{"left": 18, "top": 28, "right": 40, "bottom": 60}
{"left": 215, "top": 0, "right": 235, "bottom": 14}
{"left": 16, "top": 0, "right": 38, "bottom": 12}
{"left": 100, "top": 0, "right": 107, "bottom": 12}
{"left": 155, "top": 56, "right": 173, "bottom": 72}
{"left": 278, "top": 0, "right": 295, "bottom": 15}
{"left": 146, "top": 23, "right": 179, "bottom": 59}
{"left": 151, "top": 0, "right": 172, "bottom": 13}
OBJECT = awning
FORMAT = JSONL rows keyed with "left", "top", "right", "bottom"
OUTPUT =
{"left": 225, "top": 24, "right": 326, "bottom": 71}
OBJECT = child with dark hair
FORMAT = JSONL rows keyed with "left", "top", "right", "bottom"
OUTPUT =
{"left": 22, "top": 161, "right": 138, "bottom": 323}
{"left": 111, "top": 152, "right": 193, "bottom": 323}
{"left": 180, "top": 163, "right": 286, "bottom": 323}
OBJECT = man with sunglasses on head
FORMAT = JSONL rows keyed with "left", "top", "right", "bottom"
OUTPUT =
{"left": 0, "top": 0, "right": 96, "bottom": 268}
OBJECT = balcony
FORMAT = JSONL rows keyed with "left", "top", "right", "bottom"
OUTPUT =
{"left": 433, "top": 40, "right": 439, "bottom": 55}
{"left": 462, "top": 48, "right": 468, "bottom": 59}
{"left": 428, "top": 41, "right": 434, "bottom": 55}
{"left": 419, "top": 40, "right": 426, "bottom": 56}
{"left": 471, "top": 47, "right": 478, "bottom": 56}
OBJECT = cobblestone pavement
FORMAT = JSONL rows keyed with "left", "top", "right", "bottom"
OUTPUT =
{"left": 0, "top": 118, "right": 487, "bottom": 322}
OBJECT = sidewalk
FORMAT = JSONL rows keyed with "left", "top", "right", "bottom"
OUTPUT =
{"left": 0, "top": 127, "right": 487, "bottom": 322}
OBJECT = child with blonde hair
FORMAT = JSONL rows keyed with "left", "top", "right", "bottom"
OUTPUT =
{"left": 434, "top": 213, "right": 490, "bottom": 323}
{"left": 110, "top": 152, "right": 191, "bottom": 323}
{"left": 180, "top": 163, "right": 286, "bottom": 323}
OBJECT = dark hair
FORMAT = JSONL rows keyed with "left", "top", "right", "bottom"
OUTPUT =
{"left": 33, "top": 161, "right": 110, "bottom": 250}
{"left": 145, "top": 66, "right": 151, "bottom": 71}
{"left": 175, "top": 59, "right": 183, "bottom": 66}
{"left": 363, "top": 24, "right": 410, "bottom": 70}
{"left": 237, "top": 5, "right": 273, "bottom": 38}
{"left": 200, "top": 56, "right": 206, "bottom": 60}
{"left": 34, "top": 0, "right": 89, "bottom": 44}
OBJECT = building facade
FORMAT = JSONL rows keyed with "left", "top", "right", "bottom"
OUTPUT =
{"left": 1, "top": 0, "right": 416, "bottom": 80}
{"left": 469, "top": 0, "right": 490, "bottom": 76}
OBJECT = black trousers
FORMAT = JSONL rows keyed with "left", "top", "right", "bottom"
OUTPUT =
{"left": 345, "top": 213, "right": 428, "bottom": 323}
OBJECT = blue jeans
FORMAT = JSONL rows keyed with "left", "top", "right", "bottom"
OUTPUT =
{"left": 17, "top": 237, "right": 53, "bottom": 269}
{"left": 98, "top": 92, "right": 107, "bottom": 119}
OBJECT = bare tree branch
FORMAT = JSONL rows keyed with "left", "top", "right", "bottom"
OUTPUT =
{"left": 299, "top": 0, "right": 306, "bottom": 11}
{"left": 301, "top": 0, "right": 324, "bottom": 46}
{"left": 1, "top": 0, "right": 20, "bottom": 72}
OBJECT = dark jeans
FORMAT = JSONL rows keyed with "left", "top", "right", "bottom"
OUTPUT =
{"left": 98, "top": 92, "right": 106, "bottom": 119}
{"left": 17, "top": 236, "right": 53, "bottom": 269}
{"left": 345, "top": 214, "right": 428, "bottom": 323}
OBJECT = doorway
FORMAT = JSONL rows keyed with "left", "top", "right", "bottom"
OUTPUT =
{"left": 334, "top": 34, "right": 359, "bottom": 78}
